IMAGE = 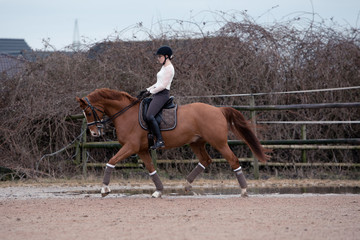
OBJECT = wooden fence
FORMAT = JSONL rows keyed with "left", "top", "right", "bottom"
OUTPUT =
{"left": 73, "top": 100, "right": 360, "bottom": 178}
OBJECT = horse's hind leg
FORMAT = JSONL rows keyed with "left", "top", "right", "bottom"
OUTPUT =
{"left": 138, "top": 151, "right": 163, "bottom": 198}
{"left": 216, "top": 144, "right": 249, "bottom": 197}
{"left": 185, "top": 141, "right": 212, "bottom": 191}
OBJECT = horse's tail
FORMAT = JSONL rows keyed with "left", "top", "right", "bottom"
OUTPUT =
{"left": 221, "top": 107, "right": 270, "bottom": 162}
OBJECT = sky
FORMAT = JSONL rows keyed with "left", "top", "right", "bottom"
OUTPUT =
{"left": 1, "top": 0, "right": 359, "bottom": 50}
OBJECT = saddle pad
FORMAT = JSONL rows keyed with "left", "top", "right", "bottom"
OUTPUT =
{"left": 139, "top": 101, "right": 178, "bottom": 131}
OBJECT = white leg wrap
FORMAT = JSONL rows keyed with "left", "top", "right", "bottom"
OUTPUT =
{"left": 198, "top": 162, "right": 205, "bottom": 169}
{"left": 106, "top": 163, "right": 115, "bottom": 168}
{"left": 233, "top": 166, "right": 242, "bottom": 172}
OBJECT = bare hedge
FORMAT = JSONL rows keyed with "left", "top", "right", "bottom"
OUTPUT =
{"left": 1, "top": 13, "right": 359, "bottom": 178}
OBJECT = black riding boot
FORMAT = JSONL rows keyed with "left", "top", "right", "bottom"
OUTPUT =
{"left": 148, "top": 118, "right": 165, "bottom": 150}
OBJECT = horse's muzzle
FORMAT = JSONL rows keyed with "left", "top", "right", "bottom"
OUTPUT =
{"left": 89, "top": 125, "right": 104, "bottom": 137}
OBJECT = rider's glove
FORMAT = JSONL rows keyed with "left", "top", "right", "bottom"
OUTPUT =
{"left": 137, "top": 90, "right": 151, "bottom": 100}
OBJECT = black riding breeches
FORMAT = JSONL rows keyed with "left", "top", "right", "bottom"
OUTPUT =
{"left": 146, "top": 89, "right": 170, "bottom": 121}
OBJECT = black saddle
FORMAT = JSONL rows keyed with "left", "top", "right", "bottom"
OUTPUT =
{"left": 142, "top": 96, "right": 176, "bottom": 117}
{"left": 139, "top": 96, "right": 177, "bottom": 131}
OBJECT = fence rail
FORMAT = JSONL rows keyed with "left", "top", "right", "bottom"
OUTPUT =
{"left": 81, "top": 139, "right": 360, "bottom": 149}
{"left": 228, "top": 102, "right": 360, "bottom": 111}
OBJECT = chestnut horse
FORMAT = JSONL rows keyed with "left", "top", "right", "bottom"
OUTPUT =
{"left": 76, "top": 88, "right": 270, "bottom": 198}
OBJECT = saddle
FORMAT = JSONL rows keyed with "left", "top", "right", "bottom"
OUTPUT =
{"left": 139, "top": 96, "right": 178, "bottom": 131}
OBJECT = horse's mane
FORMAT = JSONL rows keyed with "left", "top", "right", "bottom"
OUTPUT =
{"left": 88, "top": 88, "right": 137, "bottom": 103}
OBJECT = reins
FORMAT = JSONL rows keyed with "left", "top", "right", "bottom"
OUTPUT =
{"left": 103, "top": 99, "right": 140, "bottom": 124}
{"left": 41, "top": 95, "right": 141, "bottom": 162}
{"left": 84, "top": 97, "right": 141, "bottom": 127}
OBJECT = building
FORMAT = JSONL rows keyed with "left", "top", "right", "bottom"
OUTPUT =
{"left": 0, "top": 38, "right": 32, "bottom": 56}
{"left": 0, "top": 39, "right": 31, "bottom": 78}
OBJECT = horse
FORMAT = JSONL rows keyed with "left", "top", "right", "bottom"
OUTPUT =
{"left": 76, "top": 88, "right": 270, "bottom": 198}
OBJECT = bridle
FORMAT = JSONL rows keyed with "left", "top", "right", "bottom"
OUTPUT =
{"left": 83, "top": 97, "right": 140, "bottom": 130}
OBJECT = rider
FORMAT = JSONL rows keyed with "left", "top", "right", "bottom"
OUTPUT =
{"left": 144, "top": 45, "right": 175, "bottom": 150}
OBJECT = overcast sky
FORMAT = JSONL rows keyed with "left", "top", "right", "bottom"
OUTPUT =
{"left": 1, "top": 0, "right": 359, "bottom": 50}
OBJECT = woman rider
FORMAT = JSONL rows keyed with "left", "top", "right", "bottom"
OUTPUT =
{"left": 144, "top": 46, "right": 175, "bottom": 150}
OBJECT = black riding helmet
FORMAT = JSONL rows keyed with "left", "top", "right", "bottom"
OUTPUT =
{"left": 156, "top": 46, "right": 173, "bottom": 65}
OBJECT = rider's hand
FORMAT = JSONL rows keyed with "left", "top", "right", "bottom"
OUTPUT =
{"left": 137, "top": 90, "right": 151, "bottom": 99}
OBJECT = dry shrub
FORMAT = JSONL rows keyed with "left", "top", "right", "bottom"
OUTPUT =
{"left": 0, "top": 11, "right": 359, "bottom": 178}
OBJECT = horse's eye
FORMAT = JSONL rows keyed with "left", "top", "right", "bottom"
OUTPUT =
{"left": 83, "top": 110, "right": 91, "bottom": 117}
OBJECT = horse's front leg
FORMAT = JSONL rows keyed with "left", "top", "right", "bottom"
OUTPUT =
{"left": 101, "top": 144, "right": 137, "bottom": 197}
{"left": 138, "top": 151, "right": 163, "bottom": 198}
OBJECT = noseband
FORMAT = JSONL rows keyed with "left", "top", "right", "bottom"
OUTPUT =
{"left": 83, "top": 97, "right": 140, "bottom": 129}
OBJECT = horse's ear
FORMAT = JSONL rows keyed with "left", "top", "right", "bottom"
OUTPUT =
{"left": 76, "top": 97, "right": 87, "bottom": 108}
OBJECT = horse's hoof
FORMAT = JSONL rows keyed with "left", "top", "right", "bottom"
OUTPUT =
{"left": 151, "top": 190, "right": 162, "bottom": 198}
{"left": 241, "top": 192, "right": 249, "bottom": 198}
{"left": 241, "top": 188, "right": 249, "bottom": 198}
{"left": 101, "top": 192, "right": 110, "bottom": 197}
{"left": 184, "top": 181, "right": 192, "bottom": 192}
{"left": 101, "top": 186, "right": 111, "bottom": 197}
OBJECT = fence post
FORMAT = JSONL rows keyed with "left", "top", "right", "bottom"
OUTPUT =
{"left": 74, "top": 138, "right": 81, "bottom": 166}
{"left": 250, "top": 95, "right": 259, "bottom": 179}
{"left": 301, "top": 125, "right": 307, "bottom": 163}
{"left": 80, "top": 119, "right": 88, "bottom": 177}
{"left": 151, "top": 149, "right": 158, "bottom": 169}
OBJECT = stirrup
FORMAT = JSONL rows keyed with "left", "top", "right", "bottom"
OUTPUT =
{"left": 150, "top": 140, "right": 165, "bottom": 150}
